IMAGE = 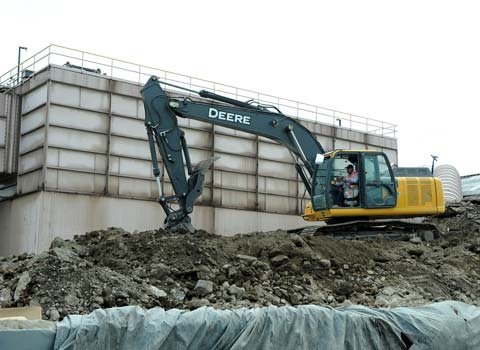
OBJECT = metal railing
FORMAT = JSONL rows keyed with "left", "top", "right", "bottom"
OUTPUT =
{"left": 0, "top": 44, "right": 397, "bottom": 137}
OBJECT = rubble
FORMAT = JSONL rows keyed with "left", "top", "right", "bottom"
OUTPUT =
{"left": 1, "top": 199, "right": 480, "bottom": 320}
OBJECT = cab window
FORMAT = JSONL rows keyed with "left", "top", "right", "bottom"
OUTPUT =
{"left": 363, "top": 154, "right": 396, "bottom": 208}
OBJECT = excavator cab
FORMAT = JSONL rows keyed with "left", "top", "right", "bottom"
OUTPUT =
{"left": 310, "top": 150, "right": 397, "bottom": 220}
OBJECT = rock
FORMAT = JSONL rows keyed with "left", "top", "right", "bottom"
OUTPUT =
{"left": 339, "top": 299, "right": 353, "bottom": 308}
{"left": 51, "top": 247, "right": 78, "bottom": 262}
{"left": 373, "top": 255, "right": 392, "bottom": 263}
{"left": 408, "top": 249, "right": 424, "bottom": 257}
{"left": 290, "top": 234, "right": 306, "bottom": 247}
{"left": 14, "top": 272, "right": 31, "bottom": 302}
{"left": 50, "top": 237, "right": 66, "bottom": 249}
{"left": 292, "top": 285, "right": 303, "bottom": 292}
{"left": 93, "top": 296, "right": 104, "bottom": 305}
{"left": 381, "top": 287, "right": 397, "bottom": 297}
{"left": 28, "top": 299, "right": 42, "bottom": 307}
{"left": 309, "top": 291, "right": 327, "bottom": 302}
{"left": 170, "top": 288, "right": 186, "bottom": 302}
{"left": 374, "top": 296, "right": 390, "bottom": 307}
{"left": 227, "top": 267, "right": 239, "bottom": 278}
{"left": 194, "top": 280, "right": 214, "bottom": 297}
{"left": 335, "top": 281, "right": 353, "bottom": 297}
{"left": 410, "top": 237, "right": 422, "bottom": 244}
{"left": 148, "top": 286, "right": 167, "bottom": 299}
{"left": 367, "top": 270, "right": 375, "bottom": 275}
{"left": 252, "top": 260, "right": 269, "bottom": 269}
{"left": 0, "top": 288, "right": 12, "bottom": 307}
{"left": 195, "top": 264, "right": 211, "bottom": 273}
{"left": 189, "top": 298, "right": 210, "bottom": 309}
{"left": 467, "top": 243, "right": 480, "bottom": 254}
{"left": 270, "top": 255, "right": 289, "bottom": 267}
{"left": 113, "top": 290, "right": 129, "bottom": 299}
{"left": 319, "top": 259, "right": 331, "bottom": 269}
{"left": 268, "top": 242, "right": 296, "bottom": 258}
{"left": 265, "top": 293, "right": 281, "bottom": 304}
{"left": 49, "top": 308, "right": 60, "bottom": 321}
{"left": 327, "top": 295, "right": 335, "bottom": 303}
{"left": 236, "top": 254, "right": 258, "bottom": 263}
{"left": 228, "top": 285, "right": 246, "bottom": 298}
{"left": 389, "top": 298, "right": 402, "bottom": 308}
{"left": 64, "top": 295, "right": 80, "bottom": 307}
{"left": 419, "top": 231, "right": 435, "bottom": 242}
{"left": 115, "top": 296, "right": 129, "bottom": 307}
{"left": 150, "top": 263, "right": 171, "bottom": 279}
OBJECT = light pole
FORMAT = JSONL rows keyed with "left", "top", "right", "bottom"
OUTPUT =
{"left": 17, "top": 46, "right": 27, "bottom": 84}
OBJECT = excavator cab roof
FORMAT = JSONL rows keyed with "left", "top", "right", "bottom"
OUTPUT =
{"left": 324, "top": 149, "right": 380, "bottom": 158}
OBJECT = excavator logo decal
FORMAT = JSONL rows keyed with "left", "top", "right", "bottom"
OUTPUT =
{"left": 208, "top": 107, "right": 251, "bottom": 125}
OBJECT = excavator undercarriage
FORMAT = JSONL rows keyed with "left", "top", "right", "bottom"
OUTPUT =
{"left": 288, "top": 219, "right": 440, "bottom": 241}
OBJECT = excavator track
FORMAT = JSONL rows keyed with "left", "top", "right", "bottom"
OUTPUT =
{"left": 288, "top": 220, "right": 440, "bottom": 241}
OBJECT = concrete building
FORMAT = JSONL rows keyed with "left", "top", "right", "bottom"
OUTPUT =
{"left": 0, "top": 45, "right": 398, "bottom": 255}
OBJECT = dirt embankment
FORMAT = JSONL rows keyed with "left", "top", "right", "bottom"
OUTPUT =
{"left": 1, "top": 198, "right": 480, "bottom": 320}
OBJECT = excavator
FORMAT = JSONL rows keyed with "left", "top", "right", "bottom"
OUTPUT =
{"left": 141, "top": 76, "right": 445, "bottom": 237}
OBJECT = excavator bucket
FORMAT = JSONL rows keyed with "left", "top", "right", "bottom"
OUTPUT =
{"left": 194, "top": 156, "right": 220, "bottom": 175}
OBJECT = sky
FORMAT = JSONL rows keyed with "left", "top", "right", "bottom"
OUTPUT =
{"left": 1, "top": 0, "right": 479, "bottom": 175}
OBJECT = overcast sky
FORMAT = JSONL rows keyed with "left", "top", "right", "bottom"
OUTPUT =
{"left": 1, "top": 0, "right": 478, "bottom": 175}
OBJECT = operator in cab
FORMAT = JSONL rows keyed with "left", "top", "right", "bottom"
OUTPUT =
{"left": 331, "top": 164, "right": 359, "bottom": 207}
{"left": 345, "top": 164, "right": 358, "bottom": 186}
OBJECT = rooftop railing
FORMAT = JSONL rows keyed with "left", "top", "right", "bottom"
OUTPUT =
{"left": 0, "top": 44, "right": 396, "bottom": 137}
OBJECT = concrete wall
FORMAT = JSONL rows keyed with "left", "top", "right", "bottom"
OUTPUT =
{"left": 0, "top": 191, "right": 318, "bottom": 255}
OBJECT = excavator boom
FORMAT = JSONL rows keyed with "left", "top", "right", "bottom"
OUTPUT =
{"left": 141, "top": 76, "right": 324, "bottom": 232}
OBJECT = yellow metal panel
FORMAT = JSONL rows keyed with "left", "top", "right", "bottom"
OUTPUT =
{"left": 303, "top": 176, "right": 445, "bottom": 222}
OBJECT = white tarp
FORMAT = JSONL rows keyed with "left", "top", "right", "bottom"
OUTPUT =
{"left": 54, "top": 301, "right": 480, "bottom": 350}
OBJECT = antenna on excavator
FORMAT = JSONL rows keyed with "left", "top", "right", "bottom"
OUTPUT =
{"left": 431, "top": 155, "right": 438, "bottom": 174}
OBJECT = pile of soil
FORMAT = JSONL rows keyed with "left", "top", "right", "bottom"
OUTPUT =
{"left": 1, "top": 198, "right": 480, "bottom": 321}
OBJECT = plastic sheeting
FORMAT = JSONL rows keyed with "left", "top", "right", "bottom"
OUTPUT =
{"left": 54, "top": 301, "right": 480, "bottom": 350}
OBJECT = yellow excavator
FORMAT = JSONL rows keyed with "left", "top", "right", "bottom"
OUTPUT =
{"left": 141, "top": 76, "right": 445, "bottom": 236}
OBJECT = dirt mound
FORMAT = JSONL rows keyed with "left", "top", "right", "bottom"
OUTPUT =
{"left": 1, "top": 199, "right": 480, "bottom": 320}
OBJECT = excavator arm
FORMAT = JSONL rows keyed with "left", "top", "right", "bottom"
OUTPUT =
{"left": 141, "top": 76, "right": 324, "bottom": 232}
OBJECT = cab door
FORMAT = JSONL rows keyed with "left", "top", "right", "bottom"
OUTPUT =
{"left": 311, "top": 158, "right": 330, "bottom": 211}
{"left": 362, "top": 153, "right": 397, "bottom": 208}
